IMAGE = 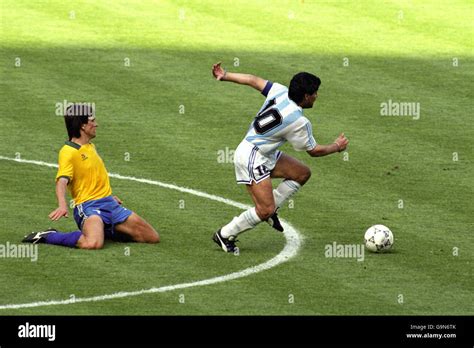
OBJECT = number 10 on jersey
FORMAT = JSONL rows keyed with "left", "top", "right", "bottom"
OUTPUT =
{"left": 253, "top": 98, "right": 283, "bottom": 134}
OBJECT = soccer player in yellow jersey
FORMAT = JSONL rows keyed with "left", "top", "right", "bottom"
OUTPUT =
{"left": 22, "top": 104, "right": 160, "bottom": 249}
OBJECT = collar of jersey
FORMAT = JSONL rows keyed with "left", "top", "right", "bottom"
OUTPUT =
{"left": 65, "top": 141, "right": 81, "bottom": 150}
{"left": 288, "top": 98, "right": 303, "bottom": 112}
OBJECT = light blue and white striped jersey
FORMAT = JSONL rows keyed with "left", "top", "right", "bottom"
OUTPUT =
{"left": 244, "top": 81, "right": 317, "bottom": 155}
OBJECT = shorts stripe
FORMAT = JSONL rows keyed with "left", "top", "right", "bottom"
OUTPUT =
{"left": 248, "top": 146, "right": 258, "bottom": 181}
{"left": 76, "top": 204, "right": 88, "bottom": 228}
{"left": 254, "top": 173, "right": 270, "bottom": 183}
{"left": 235, "top": 140, "right": 283, "bottom": 185}
{"left": 276, "top": 150, "right": 283, "bottom": 161}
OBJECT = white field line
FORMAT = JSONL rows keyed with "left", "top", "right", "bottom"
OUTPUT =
{"left": 0, "top": 155, "right": 302, "bottom": 310}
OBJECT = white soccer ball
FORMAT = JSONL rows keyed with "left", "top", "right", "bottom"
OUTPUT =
{"left": 364, "top": 224, "right": 394, "bottom": 252}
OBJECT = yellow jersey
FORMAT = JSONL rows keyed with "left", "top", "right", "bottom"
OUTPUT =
{"left": 55, "top": 141, "right": 112, "bottom": 205}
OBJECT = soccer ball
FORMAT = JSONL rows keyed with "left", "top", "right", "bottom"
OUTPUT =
{"left": 364, "top": 224, "right": 394, "bottom": 252}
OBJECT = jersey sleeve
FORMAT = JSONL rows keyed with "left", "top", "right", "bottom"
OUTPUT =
{"left": 55, "top": 147, "right": 74, "bottom": 182}
{"left": 285, "top": 117, "right": 318, "bottom": 152}
{"left": 261, "top": 81, "right": 288, "bottom": 99}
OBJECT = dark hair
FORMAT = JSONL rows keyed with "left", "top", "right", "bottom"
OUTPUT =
{"left": 288, "top": 72, "right": 321, "bottom": 104}
{"left": 64, "top": 103, "right": 94, "bottom": 140}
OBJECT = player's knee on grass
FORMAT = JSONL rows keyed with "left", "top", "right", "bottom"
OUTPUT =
{"left": 78, "top": 215, "right": 105, "bottom": 249}
{"left": 77, "top": 236, "right": 104, "bottom": 250}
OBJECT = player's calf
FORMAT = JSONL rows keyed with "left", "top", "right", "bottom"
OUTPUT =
{"left": 135, "top": 225, "right": 160, "bottom": 244}
{"left": 130, "top": 219, "right": 160, "bottom": 243}
{"left": 115, "top": 213, "right": 160, "bottom": 244}
{"left": 284, "top": 164, "right": 311, "bottom": 186}
{"left": 271, "top": 153, "right": 312, "bottom": 185}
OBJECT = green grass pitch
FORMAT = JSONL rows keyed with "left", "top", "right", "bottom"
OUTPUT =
{"left": 0, "top": 0, "right": 472, "bottom": 315}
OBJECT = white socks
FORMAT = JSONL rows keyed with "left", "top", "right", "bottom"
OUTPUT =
{"left": 221, "top": 207, "right": 261, "bottom": 238}
{"left": 273, "top": 180, "right": 301, "bottom": 210}
{"left": 221, "top": 180, "right": 302, "bottom": 239}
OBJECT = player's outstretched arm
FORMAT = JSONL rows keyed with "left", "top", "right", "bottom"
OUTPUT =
{"left": 48, "top": 177, "right": 69, "bottom": 220}
{"left": 307, "top": 133, "right": 349, "bottom": 157}
{"left": 212, "top": 62, "right": 267, "bottom": 93}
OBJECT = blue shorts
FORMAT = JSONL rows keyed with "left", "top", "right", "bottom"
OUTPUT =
{"left": 73, "top": 196, "right": 133, "bottom": 239}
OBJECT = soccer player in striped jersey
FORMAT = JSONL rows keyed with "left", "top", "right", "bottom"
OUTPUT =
{"left": 211, "top": 62, "right": 348, "bottom": 252}
{"left": 22, "top": 104, "right": 160, "bottom": 249}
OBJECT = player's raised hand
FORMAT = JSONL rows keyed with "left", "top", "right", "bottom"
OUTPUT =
{"left": 212, "top": 62, "right": 226, "bottom": 80}
{"left": 49, "top": 206, "right": 69, "bottom": 221}
{"left": 334, "top": 133, "right": 349, "bottom": 152}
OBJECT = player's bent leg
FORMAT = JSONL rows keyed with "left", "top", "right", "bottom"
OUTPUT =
{"left": 269, "top": 153, "right": 309, "bottom": 213}
{"left": 246, "top": 178, "right": 276, "bottom": 221}
{"left": 247, "top": 177, "right": 284, "bottom": 232}
{"left": 218, "top": 177, "right": 274, "bottom": 242}
{"left": 271, "top": 153, "right": 311, "bottom": 185}
{"left": 114, "top": 212, "right": 160, "bottom": 244}
{"left": 77, "top": 215, "right": 105, "bottom": 250}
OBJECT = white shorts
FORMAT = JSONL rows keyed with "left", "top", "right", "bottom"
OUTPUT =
{"left": 234, "top": 140, "right": 282, "bottom": 185}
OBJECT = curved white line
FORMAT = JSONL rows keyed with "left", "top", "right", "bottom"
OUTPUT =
{"left": 0, "top": 155, "right": 302, "bottom": 310}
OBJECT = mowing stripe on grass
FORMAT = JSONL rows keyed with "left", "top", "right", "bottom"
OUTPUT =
{"left": 0, "top": 155, "right": 302, "bottom": 310}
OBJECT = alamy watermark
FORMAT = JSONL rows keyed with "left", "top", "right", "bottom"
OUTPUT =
{"left": 18, "top": 322, "right": 55, "bottom": 341}
{"left": 325, "top": 242, "right": 364, "bottom": 262}
{"left": 0, "top": 242, "right": 38, "bottom": 262}
{"left": 380, "top": 99, "right": 420, "bottom": 120}
{"left": 217, "top": 147, "right": 235, "bottom": 163}
{"left": 55, "top": 100, "right": 95, "bottom": 116}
